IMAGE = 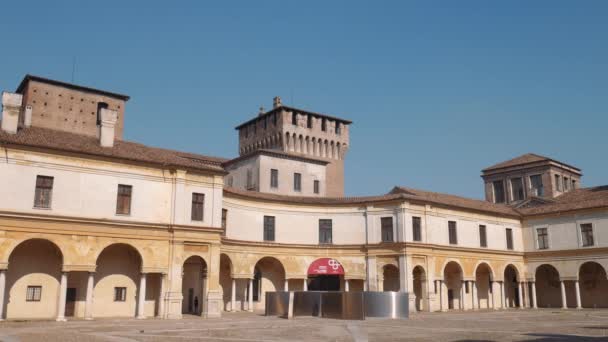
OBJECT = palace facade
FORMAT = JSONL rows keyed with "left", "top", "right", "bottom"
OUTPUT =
{"left": 0, "top": 75, "right": 606, "bottom": 321}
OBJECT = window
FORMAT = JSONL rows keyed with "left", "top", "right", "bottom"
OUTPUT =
{"left": 511, "top": 178, "right": 525, "bottom": 201}
{"left": 34, "top": 175, "right": 54, "bottom": 208}
{"left": 293, "top": 173, "right": 302, "bottom": 192}
{"left": 191, "top": 193, "right": 205, "bottom": 221}
{"left": 555, "top": 175, "right": 562, "bottom": 191}
{"left": 530, "top": 175, "right": 543, "bottom": 196}
{"left": 26, "top": 286, "right": 42, "bottom": 301}
{"left": 270, "top": 169, "right": 279, "bottom": 188}
{"left": 563, "top": 177, "right": 569, "bottom": 191}
{"left": 321, "top": 118, "right": 327, "bottom": 131}
{"left": 221, "top": 209, "right": 228, "bottom": 233}
{"left": 580, "top": 223, "right": 594, "bottom": 247}
{"left": 335, "top": 122, "right": 341, "bottom": 135}
{"left": 292, "top": 112, "right": 297, "bottom": 125}
{"left": 448, "top": 221, "right": 458, "bottom": 245}
{"left": 319, "top": 219, "right": 332, "bottom": 244}
{"left": 412, "top": 216, "right": 422, "bottom": 242}
{"left": 263, "top": 216, "right": 275, "bottom": 242}
{"left": 246, "top": 169, "right": 254, "bottom": 190}
{"left": 537, "top": 228, "right": 549, "bottom": 250}
{"left": 381, "top": 217, "right": 394, "bottom": 242}
{"left": 314, "top": 180, "right": 320, "bottom": 194}
{"left": 116, "top": 184, "right": 132, "bottom": 215}
{"left": 479, "top": 225, "right": 487, "bottom": 247}
{"left": 506, "top": 228, "right": 514, "bottom": 250}
{"left": 114, "top": 287, "right": 126, "bottom": 301}
{"left": 492, "top": 180, "right": 505, "bottom": 203}
{"left": 572, "top": 179, "right": 577, "bottom": 189}
{"left": 307, "top": 115, "right": 312, "bottom": 128}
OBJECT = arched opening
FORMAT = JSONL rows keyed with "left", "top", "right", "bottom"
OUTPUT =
{"left": 182, "top": 256, "right": 207, "bottom": 316}
{"left": 503, "top": 265, "right": 519, "bottom": 308}
{"left": 4, "top": 239, "right": 63, "bottom": 319}
{"left": 579, "top": 262, "right": 608, "bottom": 308}
{"left": 94, "top": 244, "right": 142, "bottom": 317}
{"left": 535, "top": 264, "right": 561, "bottom": 308}
{"left": 443, "top": 261, "right": 463, "bottom": 310}
{"left": 308, "top": 258, "right": 344, "bottom": 291}
{"left": 219, "top": 253, "right": 239, "bottom": 311}
{"left": 475, "top": 263, "right": 493, "bottom": 309}
{"left": 382, "top": 264, "right": 400, "bottom": 292}
{"left": 413, "top": 266, "right": 427, "bottom": 311}
{"left": 251, "top": 257, "right": 285, "bottom": 311}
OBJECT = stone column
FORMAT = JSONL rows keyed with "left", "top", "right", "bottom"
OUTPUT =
{"left": 84, "top": 272, "right": 95, "bottom": 320}
{"left": 575, "top": 280, "right": 582, "bottom": 309}
{"left": 440, "top": 280, "right": 447, "bottom": 312}
{"left": 303, "top": 279, "right": 308, "bottom": 291}
{"left": 500, "top": 281, "right": 505, "bottom": 309}
{"left": 398, "top": 254, "right": 409, "bottom": 293}
{"left": 247, "top": 279, "right": 253, "bottom": 312}
{"left": 284, "top": 279, "right": 289, "bottom": 291}
{"left": 137, "top": 273, "right": 147, "bottom": 319}
{"left": 460, "top": 281, "right": 465, "bottom": 310}
{"left": 560, "top": 280, "right": 567, "bottom": 309}
{"left": 231, "top": 279, "right": 237, "bottom": 311}
{"left": 0, "top": 270, "right": 6, "bottom": 321}
{"left": 518, "top": 282, "right": 524, "bottom": 308}
{"left": 531, "top": 281, "right": 538, "bottom": 309}
{"left": 472, "top": 281, "right": 478, "bottom": 310}
{"left": 157, "top": 273, "right": 166, "bottom": 318}
{"left": 56, "top": 272, "right": 68, "bottom": 321}
{"left": 490, "top": 281, "right": 496, "bottom": 309}
{"left": 345, "top": 279, "right": 350, "bottom": 292}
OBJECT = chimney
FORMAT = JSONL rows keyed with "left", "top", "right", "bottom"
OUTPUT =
{"left": 24, "top": 105, "right": 32, "bottom": 127}
{"left": 273, "top": 96, "right": 282, "bottom": 109}
{"left": 98, "top": 107, "right": 118, "bottom": 147}
{"left": 1, "top": 92, "right": 23, "bottom": 134}
{"left": 258, "top": 106, "right": 265, "bottom": 116}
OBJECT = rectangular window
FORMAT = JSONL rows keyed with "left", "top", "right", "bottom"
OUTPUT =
{"left": 270, "top": 169, "right": 279, "bottom": 188}
{"left": 321, "top": 118, "right": 327, "bottom": 131}
{"left": 537, "top": 228, "right": 549, "bottom": 250}
{"left": 307, "top": 115, "right": 312, "bottom": 128}
{"left": 34, "top": 175, "right": 54, "bottom": 208}
{"left": 555, "top": 175, "right": 562, "bottom": 191}
{"left": 116, "top": 184, "right": 132, "bottom": 215}
{"left": 26, "top": 286, "right": 42, "bottom": 301}
{"left": 191, "top": 193, "right": 205, "bottom": 221}
{"left": 511, "top": 178, "right": 525, "bottom": 201}
{"left": 335, "top": 122, "right": 341, "bottom": 135}
{"left": 292, "top": 112, "right": 297, "bottom": 125}
{"left": 479, "top": 225, "right": 487, "bottom": 247}
{"left": 563, "top": 177, "right": 569, "bottom": 191}
{"left": 412, "top": 216, "right": 422, "bottom": 242}
{"left": 263, "top": 216, "right": 275, "bottom": 242}
{"left": 114, "top": 287, "right": 126, "bottom": 302}
{"left": 319, "top": 219, "right": 332, "bottom": 244}
{"left": 381, "top": 217, "right": 394, "bottom": 242}
{"left": 221, "top": 209, "right": 228, "bottom": 233}
{"left": 572, "top": 179, "right": 577, "bottom": 189}
{"left": 580, "top": 223, "right": 594, "bottom": 247}
{"left": 506, "top": 228, "right": 514, "bottom": 250}
{"left": 530, "top": 175, "right": 543, "bottom": 196}
{"left": 314, "top": 180, "right": 320, "bottom": 194}
{"left": 294, "top": 173, "right": 302, "bottom": 192}
{"left": 493, "top": 180, "right": 505, "bottom": 203}
{"left": 448, "top": 221, "right": 458, "bottom": 245}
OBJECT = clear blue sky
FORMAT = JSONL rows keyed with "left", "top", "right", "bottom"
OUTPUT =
{"left": 1, "top": 1, "right": 606, "bottom": 198}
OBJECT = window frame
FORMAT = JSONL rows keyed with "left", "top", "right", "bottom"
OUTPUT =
{"left": 263, "top": 216, "right": 275, "bottom": 242}
{"left": 448, "top": 221, "right": 458, "bottom": 245}
{"left": 313, "top": 180, "right": 320, "bottom": 194}
{"left": 510, "top": 177, "right": 525, "bottom": 201}
{"left": 479, "top": 225, "right": 487, "bottom": 248}
{"left": 221, "top": 209, "right": 228, "bottom": 234}
{"left": 293, "top": 173, "right": 302, "bottom": 192}
{"left": 114, "top": 287, "right": 127, "bottom": 302}
{"left": 580, "top": 223, "right": 594, "bottom": 247}
{"left": 530, "top": 174, "right": 544, "bottom": 196}
{"left": 270, "top": 169, "right": 279, "bottom": 189}
{"left": 555, "top": 174, "right": 562, "bottom": 192}
{"left": 34, "top": 175, "right": 54, "bottom": 209}
{"left": 26, "top": 285, "right": 42, "bottom": 302}
{"left": 319, "top": 219, "right": 332, "bottom": 244}
{"left": 506, "top": 228, "right": 514, "bottom": 250}
{"left": 380, "top": 217, "right": 394, "bottom": 243}
{"left": 536, "top": 227, "right": 549, "bottom": 250}
{"left": 191, "top": 192, "right": 205, "bottom": 221}
{"left": 116, "top": 184, "right": 133, "bottom": 216}
{"left": 492, "top": 180, "right": 505, "bottom": 203}
{"left": 412, "top": 216, "right": 422, "bottom": 242}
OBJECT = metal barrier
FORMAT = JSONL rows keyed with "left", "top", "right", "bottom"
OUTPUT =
{"left": 266, "top": 291, "right": 408, "bottom": 320}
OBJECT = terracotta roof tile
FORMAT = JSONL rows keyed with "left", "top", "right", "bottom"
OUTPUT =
{"left": 517, "top": 185, "right": 608, "bottom": 216}
{"left": 482, "top": 153, "right": 581, "bottom": 173}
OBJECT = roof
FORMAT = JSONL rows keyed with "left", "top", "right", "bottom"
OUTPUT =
{"left": 223, "top": 149, "right": 329, "bottom": 167}
{"left": 518, "top": 185, "right": 608, "bottom": 216}
{"left": 235, "top": 105, "right": 352, "bottom": 130}
{"left": 0, "top": 127, "right": 226, "bottom": 174}
{"left": 389, "top": 186, "right": 520, "bottom": 217}
{"left": 482, "top": 153, "right": 581, "bottom": 173}
{"left": 224, "top": 187, "right": 405, "bottom": 205}
{"left": 16, "top": 74, "right": 131, "bottom": 101}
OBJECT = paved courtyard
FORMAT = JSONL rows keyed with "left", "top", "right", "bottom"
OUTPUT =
{"left": 1, "top": 309, "right": 608, "bottom": 342}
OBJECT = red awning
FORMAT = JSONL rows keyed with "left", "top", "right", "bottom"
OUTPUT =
{"left": 307, "top": 258, "right": 344, "bottom": 275}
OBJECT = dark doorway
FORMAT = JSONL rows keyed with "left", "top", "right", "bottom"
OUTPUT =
{"left": 65, "top": 287, "right": 76, "bottom": 317}
{"left": 448, "top": 289, "right": 454, "bottom": 309}
{"left": 308, "top": 275, "right": 340, "bottom": 291}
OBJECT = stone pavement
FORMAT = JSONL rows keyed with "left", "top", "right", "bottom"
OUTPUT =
{"left": 1, "top": 309, "right": 608, "bottom": 342}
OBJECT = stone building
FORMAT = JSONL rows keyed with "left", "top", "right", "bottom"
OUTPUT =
{"left": 0, "top": 75, "right": 606, "bottom": 321}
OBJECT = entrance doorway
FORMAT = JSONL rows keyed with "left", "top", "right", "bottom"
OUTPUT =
{"left": 307, "top": 258, "right": 345, "bottom": 291}
{"left": 308, "top": 275, "right": 341, "bottom": 291}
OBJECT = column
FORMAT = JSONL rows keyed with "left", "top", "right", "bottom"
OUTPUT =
{"left": 137, "top": 273, "right": 147, "bottom": 319}
{"left": 472, "top": 281, "right": 478, "bottom": 310}
{"left": 231, "top": 279, "right": 236, "bottom": 311}
{"left": 500, "top": 281, "right": 505, "bottom": 309}
{"left": 518, "top": 282, "right": 524, "bottom": 308}
{"left": 56, "top": 272, "right": 68, "bottom": 321}
{"left": 284, "top": 279, "right": 289, "bottom": 292}
{"left": 490, "top": 281, "right": 496, "bottom": 309}
{"left": 560, "top": 280, "right": 567, "bottom": 309}
{"left": 460, "top": 282, "right": 465, "bottom": 310}
{"left": 0, "top": 270, "right": 6, "bottom": 321}
{"left": 303, "top": 278, "right": 308, "bottom": 291}
{"left": 440, "top": 280, "right": 447, "bottom": 312}
{"left": 345, "top": 279, "right": 350, "bottom": 292}
{"left": 84, "top": 272, "right": 95, "bottom": 320}
{"left": 157, "top": 273, "right": 166, "bottom": 318}
{"left": 575, "top": 280, "right": 582, "bottom": 309}
{"left": 531, "top": 281, "right": 538, "bottom": 309}
{"left": 247, "top": 279, "right": 253, "bottom": 312}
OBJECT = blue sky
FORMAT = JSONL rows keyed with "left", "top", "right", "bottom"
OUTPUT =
{"left": 1, "top": 1, "right": 606, "bottom": 198}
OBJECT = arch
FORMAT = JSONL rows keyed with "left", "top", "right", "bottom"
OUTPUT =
{"left": 474, "top": 262, "right": 494, "bottom": 309}
{"left": 503, "top": 264, "right": 519, "bottom": 308}
{"left": 336, "top": 142, "right": 341, "bottom": 160}
{"left": 382, "top": 264, "right": 399, "bottom": 292}
{"left": 535, "top": 264, "right": 561, "bottom": 308}
{"left": 298, "top": 134, "right": 304, "bottom": 153}
{"left": 578, "top": 261, "right": 608, "bottom": 308}
{"left": 251, "top": 257, "right": 286, "bottom": 311}
{"left": 413, "top": 265, "right": 427, "bottom": 311}
{"left": 285, "top": 132, "right": 291, "bottom": 151}
{"left": 330, "top": 141, "right": 335, "bottom": 159}
{"left": 443, "top": 261, "right": 464, "bottom": 310}
{"left": 305, "top": 136, "right": 310, "bottom": 154}
{"left": 219, "top": 253, "right": 236, "bottom": 311}
{"left": 4, "top": 239, "right": 64, "bottom": 319}
{"left": 182, "top": 255, "right": 208, "bottom": 315}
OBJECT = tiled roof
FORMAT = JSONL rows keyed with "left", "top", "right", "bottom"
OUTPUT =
{"left": 518, "top": 185, "right": 608, "bottom": 216}
{"left": 0, "top": 127, "right": 227, "bottom": 174}
{"left": 223, "top": 149, "right": 329, "bottom": 167}
{"left": 235, "top": 105, "right": 352, "bottom": 130}
{"left": 482, "top": 153, "right": 581, "bottom": 173}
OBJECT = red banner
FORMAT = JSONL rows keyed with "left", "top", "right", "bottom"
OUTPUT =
{"left": 307, "top": 258, "right": 344, "bottom": 275}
